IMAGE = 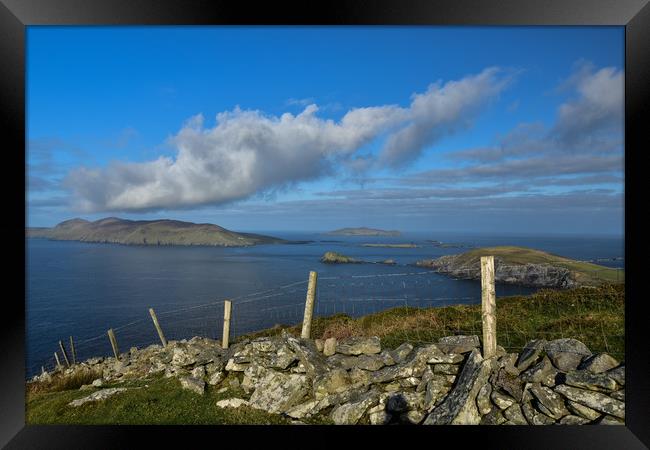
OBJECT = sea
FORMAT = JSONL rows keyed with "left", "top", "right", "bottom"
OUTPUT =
{"left": 25, "top": 232, "right": 624, "bottom": 378}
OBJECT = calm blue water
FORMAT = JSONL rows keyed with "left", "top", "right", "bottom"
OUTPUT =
{"left": 25, "top": 232, "right": 624, "bottom": 378}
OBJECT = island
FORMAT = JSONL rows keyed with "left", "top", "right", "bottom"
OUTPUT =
{"left": 26, "top": 217, "right": 287, "bottom": 247}
{"left": 361, "top": 243, "right": 419, "bottom": 248}
{"left": 324, "top": 227, "right": 401, "bottom": 237}
{"left": 414, "top": 246, "right": 624, "bottom": 288}
{"left": 320, "top": 251, "right": 398, "bottom": 265}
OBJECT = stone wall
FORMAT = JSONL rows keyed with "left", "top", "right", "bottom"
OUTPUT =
{"left": 34, "top": 332, "right": 625, "bottom": 425}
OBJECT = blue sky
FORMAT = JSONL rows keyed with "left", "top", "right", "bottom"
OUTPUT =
{"left": 27, "top": 26, "right": 624, "bottom": 234}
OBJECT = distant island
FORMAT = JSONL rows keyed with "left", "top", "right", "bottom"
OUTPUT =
{"left": 320, "top": 251, "right": 396, "bottom": 265}
{"left": 26, "top": 217, "right": 287, "bottom": 247}
{"left": 325, "top": 227, "right": 400, "bottom": 237}
{"left": 414, "top": 246, "right": 624, "bottom": 288}
{"left": 361, "top": 243, "right": 419, "bottom": 248}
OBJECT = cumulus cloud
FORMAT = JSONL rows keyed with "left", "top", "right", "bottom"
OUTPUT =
{"left": 379, "top": 67, "right": 513, "bottom": 167}
{"left": 65, "top": 67, "right": 511, "bottom": 212}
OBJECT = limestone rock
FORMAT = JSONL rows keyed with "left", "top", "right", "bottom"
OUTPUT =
{"left": 565, "top": 370, "right": 618, "bottom": 392}
{"left": 389, "top": 343, "right": 414, "bottom": 363}
{"left": 208, "top": 371, "right": 225, "bottom": 386}
{"left": 559, "top": 414, "right": 590, "bottom": 425}
{"left": 68, "top": 388, "right": 128, "bottom": 407}
{"left": 566, "top": 400, "right": 601, "bottom": 421}
{"left": 491, "top": 389, "right": 516, "bottom": 410}
{"left": 503, "top": 404, "right": 527, "bottom": 425}
{"left": 423, "top": 349, "right": 494, "bottom": 425}
{"left": 433, "top": 364, "right": 459, "bottom": 375}
{"left": 520, "top": 356, "right": 555, "bottom": 384}
{"left": 285, "top": 399, "right": 323, "bottom": 419}
{"left": 216, "top": 398, "right": 249, "bottom": 408}
{"left": 323, "top": 337, "right": 337, "bottom": 356}
{"left": 595, "top": 415, "right": 625, "bottom": 425}
{"left": 336, "top": 337, "right": 381, "bottom": 355}
{"left": 313, "top": 368, "right": 350, "bottom": 399}
{"left": 605, "top": 365, "right": 625, "bottom": 386}
{"left": 428, "top": 353, "right": 464, "bottom": 364}
{"left": 368, "top": 404, "right": 392, "bottom": 425}
{"left": 476, "top": 383, "right": 492, "bottom": 415}
{"left": 179, "top": 376, "right": 205, "bottom": 395}
{"left": 437, "top": 335, "right": 480, "bottom": 354}
{"left": 355, "top": 354, "right": 386, "bottom": 371}
{"left": 171, "top": 347, "right": 197, "bottom": 367}
{"left": 191, "top": 366, "right": 206, "bottom": 379}
{"left": 424, "top": 374, "right": 451, "bottom": 410}
{"left": 480, "top": 407, "right": 506, "bottom": 425}
{"left": 611, "top": 389, "right": 625, "bottom": 401}
{"left": 555, "top": 384, "right": 624, "bottom": 419}
{"left": 285, "top": 334, "right": 329, "bottom": 378}
{"left": 315, "top": 339, "right": 324, "bottom": 352}
{"left": 248, "top": 369, "right": 309, "bottom": 414}
{"left": 521, "top": 400, "right": 555, "bottom": 425}
{"left": 516, "top": 339, "right": 547, "bottom": 371}
{"left": 578, "top": 353, "right": 619, "bottom": 374}
{"left": 544, "top": 338, "right": 591, "bottom": 372}
{"left": 330, "top": 390, "right": 379, "bottom": 425}
{"left": 91, "top": 378, "right": 103, "bottom": 387}
{"left": 529, "top": 383, "right": 568, "bottom": 420}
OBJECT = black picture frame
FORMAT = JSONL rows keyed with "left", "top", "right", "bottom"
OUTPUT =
{"left": 2, "top": 0, "right": 648, "bottom": 447}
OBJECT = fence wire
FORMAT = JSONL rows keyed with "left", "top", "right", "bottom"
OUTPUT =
{"left": 32, "top": 262, "right": 625, "bottom": 378}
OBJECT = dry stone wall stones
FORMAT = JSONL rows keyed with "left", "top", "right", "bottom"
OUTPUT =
{"left": 578, "top": 353, "right": 619, "bottom": 374}
{"left": 323, "top": 338, "right": 337, "bottom": 356}
{"left": 611, "top": 389, "right": 625, "bottom": 401}
{"left": 515, "top": 339, "right": 547, "bottom": 371}
{"left": 330, "top": 389, "right": 380, "bottom": 425}
{"left": 433, "top": 364, "right": 460, "bottom": 375}
{"left": 520, "top": 356, "right": 555, "bottom": 384}
{"left": 285, "top": 335, "right": 329, "bottom": 378}
{"left": 336, "top": 337, "right": 382, "bottom": 356}
{"left": 248, "top": 370, "right": 309, "bottom": 414}
{"left": 313, "top": 368, "right": 351, "bottom": 399}
{"left": 437, "top": 335, "right": 480, "bottom": 354}
{"left": 595, "top": 415, "right": 625, "bottom": 425}
{"left": 606, "top": 365, "right": 625, "bottom": 385}
{"left": 491, "top": 389, "right": 516, "bottom": 410}
{"left": 208, "top": 371, "right": 225, "bottom": 386}
{"left": 285, "top": 399, "right": 323, "bottom": 419}
{"left": 368, "top": 404, "right": 392, "bottom": 425}
{"left": 566, "top": 400, "right": 602, "bottom": 421}
{"left": 422, "top": 349, "right": 494, "bottom": 425}
{"left": 179, "top": 376, "right": 205, "bottom": 395}
{"left": 315, "top": 339, "right": 324, "bottom": 352}
{"left": 480, "top": 407, "right": 507, "bottom": 425}
{"left": 503, "top": 404, "right": 527, "bottom": 425}
{"left": 529, "top": 384, "right": 568, "bottom": 420}
{"left": 476, "top": 383, "right": 492, "bottom": 415}
{"left": 559, "top": 415, "right": 591, "bottom": 425}
{"left": 554, "top": 385, "right": 625, "bottom": 419}
{"left": 355, "top": 354, "right": 386, "bottom": 371}
{"left": 68, "top": 388, "right": 128, "bottom": 407}
{"left": 564, "top": 370, "right": 618, "bottom": 392}
{"left": 216, "top": 398, "right": 250, "bottom": 408}
{"left": 389, "top": 343, "right": 414, "bottom": 363}
{"left": 544, "top": 338, "right": 592, "bottom": 372}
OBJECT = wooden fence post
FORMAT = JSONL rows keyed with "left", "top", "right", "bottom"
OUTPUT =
{"left": 149, "top": 308, "right": 168, "bottom": 347}
{"left": 54, "top": 352, "right": 62, "bottom": 369}
{"left": 58, "top": 340, "right": 70, "bottom": 367}
{"left": 69, "top": 336, "right": 77, "bottom": 365}
{"left": 301, "top": 271, "right": 318, "bottom": 339}
{"left": 222, "top": 300, "right": 232, "bottom": 349}
{"left": 481, "top": 255, "right": 497, "bottom": 359}
{"left": 107, "top": 328, "right": 120, "bottom": 360}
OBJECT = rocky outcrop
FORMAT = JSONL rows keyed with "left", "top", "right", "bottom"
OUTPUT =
{"left": 416, "top": 255, "right": 578, "bottom": 288}
{"left": 33, "top": 334, "right": 624, "bottom": 425}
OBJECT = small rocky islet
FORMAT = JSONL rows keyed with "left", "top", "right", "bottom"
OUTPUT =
{"left": 31, "top": 332, "right": 624, "bottom": 425}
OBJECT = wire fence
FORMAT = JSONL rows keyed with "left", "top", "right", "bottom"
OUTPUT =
{"left": 33, "top": 259, "right": 625, "bottom": 378}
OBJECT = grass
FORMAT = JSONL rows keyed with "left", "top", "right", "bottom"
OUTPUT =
{"left": 26, "top": 373, "right": 306, "bottom": 425}
{"left": 27, "top": 283, "right": 624, "bottom": 424}
{"left": 27, "top": 366, "right": 103, "bottom": 396}
{"left": 240, "top": 283, "right": 624, "bottom": 360}
{"left": 449, "top": 246, "right": 624, "bottom": 285}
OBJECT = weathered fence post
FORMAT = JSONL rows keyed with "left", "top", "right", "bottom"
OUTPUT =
{"left": 149, "top": 308, "right": 168, "bottom": 347}
{"left": 481, "top": 255, "right": 497, "bottom": 359}
{"left": 301, "top": 271, "right": 318, "bottom": 339}
{"left": 222, "top": 300, "right": 232, "bottom": 349}
{"left": 69, "top": 336, "right": 77, "bottom": 365}
{"left": 58, "top": 340, "right": 70, "bottom": 367}
{"left": 54, "top": 352, "right": 62, "bottom": 369}
{"left": 107, "top": 328, "right": 120, "bottom": 360}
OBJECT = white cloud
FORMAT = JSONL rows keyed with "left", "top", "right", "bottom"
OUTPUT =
{"left": 64, "top": 67, "right": 511, "bottom": 212}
